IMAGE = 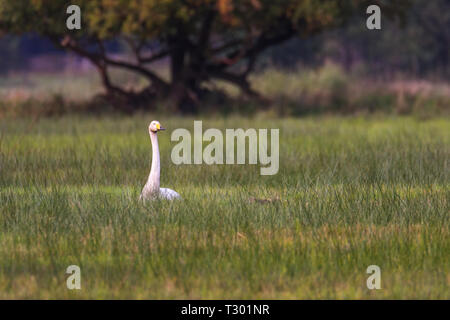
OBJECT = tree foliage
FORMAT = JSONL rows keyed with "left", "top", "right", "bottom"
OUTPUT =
{"left": 0, "top": 0, "right": 405, "bottom": 112}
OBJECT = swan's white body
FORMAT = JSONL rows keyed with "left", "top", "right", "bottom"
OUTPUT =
{"left": 140, "top": 121, "right": 181, "bottom": 201}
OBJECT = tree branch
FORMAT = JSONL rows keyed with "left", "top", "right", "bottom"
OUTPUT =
{"left": 211, "top": 39, "right": 243, "bottom": 54}
{"left": 211, "top": 26, "right": 295, "bottom": 70}
{"left": 208, "top": 69, "right": 263, "bottom": 100}
{"left": 59, "top": 35, "right": 169, "bottom": 92}
{"left": 139, "top": 49, "right": 170, "bottom": 64}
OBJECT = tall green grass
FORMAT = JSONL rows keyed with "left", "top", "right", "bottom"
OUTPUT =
{"left": 0, "top": 115, "right": 448, "bottom": 298}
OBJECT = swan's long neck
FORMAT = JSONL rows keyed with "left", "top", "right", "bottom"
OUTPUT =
{"left": 146, "top": 131, "right": 160, "bottom": 192}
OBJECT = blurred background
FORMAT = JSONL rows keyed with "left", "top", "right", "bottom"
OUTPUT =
{"left": 0, "top": 0, "right": 448, "bottom": 118}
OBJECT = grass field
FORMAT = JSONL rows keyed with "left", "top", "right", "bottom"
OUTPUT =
{"left": 0, "top": 114, "right": 448, "bottom": 299}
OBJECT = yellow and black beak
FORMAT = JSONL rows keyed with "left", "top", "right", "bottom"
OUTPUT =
{"left": 156, "top": 123, "right": 165, "bottom": 131}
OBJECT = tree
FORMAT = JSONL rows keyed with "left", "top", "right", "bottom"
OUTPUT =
{"left": 0, "top": 0, "right": 405, "bottom": 112}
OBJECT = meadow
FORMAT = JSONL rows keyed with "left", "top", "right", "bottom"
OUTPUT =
{"left": 0, "top": 114, "right": 448, "bottom": 299}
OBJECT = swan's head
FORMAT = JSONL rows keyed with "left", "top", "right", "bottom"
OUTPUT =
{"left": 149, "top": 120, "right": 165, "bottom": 133}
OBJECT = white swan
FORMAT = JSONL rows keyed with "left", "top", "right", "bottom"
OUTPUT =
{"left": 140, "top": 120, "right": 181, "bottom": 201}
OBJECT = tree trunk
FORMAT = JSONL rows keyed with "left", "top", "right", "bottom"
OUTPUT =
{"left": 167, "top": 46, "right": 201, "bottom": 113}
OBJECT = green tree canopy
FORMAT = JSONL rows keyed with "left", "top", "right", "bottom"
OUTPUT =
{"left": 0, "top": 0, "right": 406, "bottom": 112}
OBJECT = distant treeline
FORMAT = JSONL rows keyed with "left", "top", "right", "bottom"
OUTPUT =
{"left": 267, "top": 0, "right": 449, "bottom": 79}
{"left": 1, "top": 0, "right": 448, "bottom": 78}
